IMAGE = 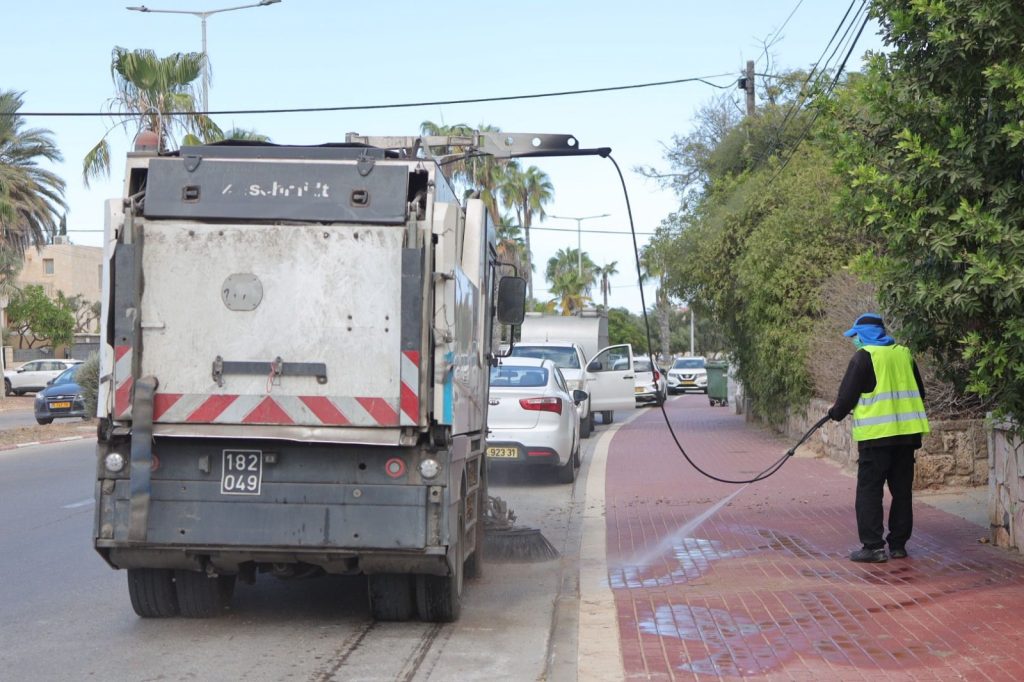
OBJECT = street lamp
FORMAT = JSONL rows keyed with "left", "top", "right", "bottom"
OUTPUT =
{"left": 126, "top": 0, "right": 281, "bottom": 113}
{"left": 548, "top": 213, "right": 610, "bottom": 277}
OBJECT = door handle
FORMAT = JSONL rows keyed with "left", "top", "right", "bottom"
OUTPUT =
{"left": 623, "top": 375, "right": 634, "bottom": 379}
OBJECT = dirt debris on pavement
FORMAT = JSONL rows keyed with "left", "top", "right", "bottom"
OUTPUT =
{"left": 0, "top": 420, "right": 94, "bottom": 449}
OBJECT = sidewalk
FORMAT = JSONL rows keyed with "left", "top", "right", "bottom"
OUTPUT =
{"left": 601, "top": 396, "right": 1024, "bottom": 681}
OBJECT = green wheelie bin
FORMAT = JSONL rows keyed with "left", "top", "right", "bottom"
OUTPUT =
{"left": 706, "top": 360, "right": 729, "bottom": 407}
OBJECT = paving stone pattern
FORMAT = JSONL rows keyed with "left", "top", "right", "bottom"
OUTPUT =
{"left": 605, "top": 397, "right": 1024, "bottom": 681}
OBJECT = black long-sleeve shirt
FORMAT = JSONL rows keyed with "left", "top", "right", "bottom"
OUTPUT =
{"left": 829, "top": 348, "right": 926, "bottom": 452}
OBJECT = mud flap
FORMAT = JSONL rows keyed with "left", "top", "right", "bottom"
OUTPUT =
{"left": 128, "top": 376, "right": 158, "bottom": 542}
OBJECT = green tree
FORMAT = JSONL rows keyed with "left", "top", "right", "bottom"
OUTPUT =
{"left": 607, "top": 307, "right": 648, "bottom": 351}
{"left": 830, "top": 1, "right": 1024, "bottom": 420}
{"left": 84, "top": 47, "right": 219, "bottom": 186}
{"left": 501, "top": 165, "right": 554, "bottom": 300}
{"left": 7, "top": 285, "right": 75, "bottom": 349}
{"left": 0, "top": 90, "right": 66, "bottom": 249}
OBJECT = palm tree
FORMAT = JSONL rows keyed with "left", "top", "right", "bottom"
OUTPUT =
{"left": 641, "top": 236, "right": 672, "bottom": 361}
{"left": 595, "top": 261, "right": 619, "bottom": 309}
{"left": 0, "top": 91, "right": 66, "bottom": 251}
{"left": 548, "top": 270, "right": 593, "bottom": 315}
{"left": 83, "top": 47, "right": 220, "bottom": 186}
{"left": 517, "top": 166, "right": 554, "bottom": 300}
{"left": 545, "top": 247, "right": 597, "bottom": 293}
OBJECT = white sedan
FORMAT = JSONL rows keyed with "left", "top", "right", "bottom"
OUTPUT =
{"left": 486, "top": 357, "right": 587, "bottom": 483}
{"left": 5, "top": 358, "right": 83, "bottom": 396}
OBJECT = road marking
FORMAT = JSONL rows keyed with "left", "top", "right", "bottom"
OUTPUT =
{"left": 63, "top": 498, "right": 94, "bottom": 509}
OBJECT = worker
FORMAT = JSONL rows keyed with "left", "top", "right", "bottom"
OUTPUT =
{"left": 828, "top": 313, "right": 930, "bottom": 563}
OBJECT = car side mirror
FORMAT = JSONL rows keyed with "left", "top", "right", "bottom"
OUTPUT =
{"left": 16, "top": 368, "right": 25, "bottom": 373}
{"left": 572, "top": 389, "right": 588, "bottom": 405}
{"left": 587, "top": 360, "right": 602, "bottom": 372}
{"left": 46, "top": 379, "right": 54, "bottom": 386}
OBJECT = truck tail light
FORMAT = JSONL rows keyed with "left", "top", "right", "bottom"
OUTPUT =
{"left": 519, "top": 397, "right": 562, "bottom": 415}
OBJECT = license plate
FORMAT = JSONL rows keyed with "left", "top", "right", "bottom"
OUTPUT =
{"left": 634, "top": 387, "right": 644, "bottom": 393}
{"left": 49, "top": 401, "right": 72, "bottom": 409}
{"left": 487, "top": 447, "right": 519, "bottom": 459}
{"left": 221, "top": 449, "right": 263, "bottom": 495}
{"left": 682, "top": 381, "right": 695, "bottom": 386}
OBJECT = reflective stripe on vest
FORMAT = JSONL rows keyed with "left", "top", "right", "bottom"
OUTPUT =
{"left": 851, "top": 344, "right": 930, "bottom": 442}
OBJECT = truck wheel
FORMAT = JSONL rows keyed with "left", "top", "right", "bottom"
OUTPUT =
{"left": 368, "top": 574, "right": 415, "bottom": 621}
{"left": 601, "top": 411, "right": 614, "bottom": 425}
{"left": 3, "top": 379, "right": 10, "bottom": 396}
{"left": 174, "top": 569, "right": 234, "bottom": 618}
{"left": 127, "top": 568, "right": 179, "bottom": 618}
{"left": 415, "top": 505, "right": 464, "bottom": 622}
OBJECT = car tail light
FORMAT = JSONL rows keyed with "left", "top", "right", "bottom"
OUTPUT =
{"left": 519, "top": 397, "right": 562, "bottom": 415}
{"left": 653, "top": 369, "right": 661, "bottom": 381}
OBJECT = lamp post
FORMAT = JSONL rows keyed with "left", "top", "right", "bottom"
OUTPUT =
{"left": 549, "top": 213, "right": 610, "bottom": 277}
{"left": 126, "top": 0, "right": 281, "bottom": 113}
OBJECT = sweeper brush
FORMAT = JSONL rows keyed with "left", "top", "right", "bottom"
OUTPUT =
{"left": 483, "top": 496, "right": 559, "bottom": 562}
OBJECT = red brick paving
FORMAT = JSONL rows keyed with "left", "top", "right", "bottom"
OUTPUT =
{"left": 605, "top": 395, "right": 1024, "bottom": 681}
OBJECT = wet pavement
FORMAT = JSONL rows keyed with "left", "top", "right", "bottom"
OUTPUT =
{"left": 603, "top": 395, "right": 1024, "bottom": 680}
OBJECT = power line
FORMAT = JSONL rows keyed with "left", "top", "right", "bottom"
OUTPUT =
{"left": 758, "top": 0, "right": 806, "bottom": 65}
{"left": 514, "top": 226, "right": 657, "bottom": 236}
{"left": 12, "top": 73, "right": 739, "bottom": 118}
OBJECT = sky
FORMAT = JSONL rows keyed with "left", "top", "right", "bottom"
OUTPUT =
{"left": 3, "top": 1, "right": 884, "bottom": 313}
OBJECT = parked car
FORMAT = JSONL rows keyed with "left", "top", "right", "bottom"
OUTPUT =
{"left": 634, "top": 356, "right": 667, "bottom": 405}
{"left": 33, "top": 363, "right": 88, "bottom": 424}
{"left": 486, "top": 357, "right": 587, "bottom": 483}
{"left": 5, "top": 358, "right": 83, "bottom": 396}
{"left": 667, "top": 356, "right": 707, "bottom": 394}
{"left": 508, "top": 342, "right": 595, "bottom": 438}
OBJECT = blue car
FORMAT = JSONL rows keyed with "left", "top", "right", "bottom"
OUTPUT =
{"left": 34, "top": 364, "right": 87, "bottom": 425}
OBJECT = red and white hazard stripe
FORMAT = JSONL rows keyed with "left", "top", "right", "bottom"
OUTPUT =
{"left": 400, "top": 350, "right": 420, "bottom": 425}
{"left": 153, "top": 393, "right": 411, "bottom": 427}
{"left": 113, "top": 345, "right": 133, "bottom": 420}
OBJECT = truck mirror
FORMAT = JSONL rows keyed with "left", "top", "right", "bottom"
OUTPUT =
{"left": 496, "top": 276, "right": 526, "bottom": 326}
{"left": 587, "top": 360, "right": 602, "bottom": 372}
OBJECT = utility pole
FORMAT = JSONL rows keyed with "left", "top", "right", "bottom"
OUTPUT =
{"left": 745, "top": 60, "right": 755, "bottom": 116}
{"left": 690, "top": 307, "right": 696, "bottom": 356}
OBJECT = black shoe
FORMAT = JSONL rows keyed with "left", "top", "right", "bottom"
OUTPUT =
{"left": 850, "top": 547, "right": 888, "bottom": 563}
{"left": 889, "top": 547, "right": 908, "bottom": 559}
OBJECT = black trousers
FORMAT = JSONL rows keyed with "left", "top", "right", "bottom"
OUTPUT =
{"left": 855, "top": 445, "right": 916, "bottom": 550}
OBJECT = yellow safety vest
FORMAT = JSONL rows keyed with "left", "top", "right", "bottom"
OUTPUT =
{"left": 851, "top": 344, "right": 930, "bottom": 442}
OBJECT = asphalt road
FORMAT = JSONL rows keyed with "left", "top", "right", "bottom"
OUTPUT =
{"left": 0, "top": 396, "right": 43, "bottom": 429}
{"left": 0, "top": 420, "right": 611, "bottom": 681}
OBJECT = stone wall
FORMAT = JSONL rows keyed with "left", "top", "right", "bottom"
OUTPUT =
{"left": 989, "top": 420, "right": 1022, "bottom": 550}
{"left": 782, "top": 398, "right": 988, "bottom": 489}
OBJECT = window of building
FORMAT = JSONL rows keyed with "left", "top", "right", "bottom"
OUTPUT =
{"left": 43, "top": 258, "right": 55, "bottom": 275}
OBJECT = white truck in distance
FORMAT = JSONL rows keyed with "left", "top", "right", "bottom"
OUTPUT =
{"left": 92, "top": 131, "right": 580, "bottom": 623}
{"left": 513, "top": 311, "right": 635, "bottom": 429}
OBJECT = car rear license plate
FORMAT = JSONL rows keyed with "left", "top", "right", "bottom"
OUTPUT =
{"left": 487, "top": 447, "right": 518, "bottom": 459}
{"left": 49, "top": 401, "right": 72, "bottom": 409}
{"left": 634, "top": 387, "right": 644, "bottom": 393}
{"left": 221, "top": 449, "right": 263, "bottom": 495}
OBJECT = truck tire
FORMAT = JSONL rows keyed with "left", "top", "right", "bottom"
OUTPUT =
{"left": 4, "top": 379, "right": 10, "bottom": 396}
{"left": 174, "top": 569, "right": 234, "bottom": 618}
{"left": 415, "top": 503, "right": 464, "bottom": 622}
{"left": 601, "top": 410, "right": 614, "bottom": 425}
{"left": 368, "top": 574, "right": 415, "bottom": 621}
{"left": 127, "top": 568, "right": 179, "bottom": 618}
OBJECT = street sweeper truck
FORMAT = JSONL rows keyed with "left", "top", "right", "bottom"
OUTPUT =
{"left": 92, "top": 131, "right": 575, "bottom": 622}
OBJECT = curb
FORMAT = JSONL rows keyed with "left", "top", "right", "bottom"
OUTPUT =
{"left": 0, "top": 433, "right": 92, "bottom": 452}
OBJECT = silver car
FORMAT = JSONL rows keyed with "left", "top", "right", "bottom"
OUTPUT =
{"left": 486, "top": 358, "right": 587, "bottom": 483}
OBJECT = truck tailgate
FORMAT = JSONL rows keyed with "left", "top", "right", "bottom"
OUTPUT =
{"left": 136, "top": 222, "right": 420, "bottom": 429}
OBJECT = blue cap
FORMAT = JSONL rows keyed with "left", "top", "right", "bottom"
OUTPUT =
{"left": 843, "top": 313, "right": 885, "bottom": 337}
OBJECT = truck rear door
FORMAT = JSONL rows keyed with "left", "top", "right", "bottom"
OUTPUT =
{"left": 585, "top": 344, "right": 636, "bottom": 413}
